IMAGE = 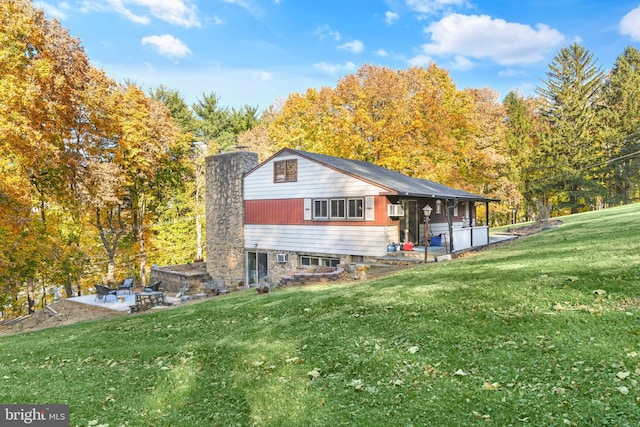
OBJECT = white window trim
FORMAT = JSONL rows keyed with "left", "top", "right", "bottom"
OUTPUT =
{"left": 314, "top": 199, "right": 328, "bottom": 219}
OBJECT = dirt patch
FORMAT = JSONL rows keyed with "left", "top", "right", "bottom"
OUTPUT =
{"left": 509, "top": 219, "right": 563, "bottom": 236}
{"left": 0, "top": 299, "right": 126, "bottom": 336}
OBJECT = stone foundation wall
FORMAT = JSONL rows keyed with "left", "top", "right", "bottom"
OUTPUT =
{"left": 205, "top": 151, "right": 259, "bottom": 287}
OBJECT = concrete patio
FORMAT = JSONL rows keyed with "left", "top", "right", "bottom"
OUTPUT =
{"left": 68, "top": 291, "right": 180, "bottom": 312}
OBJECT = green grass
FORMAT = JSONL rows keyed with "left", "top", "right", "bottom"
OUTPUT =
{"left": 2, "top": 204, "right": 640, "bottom": 426}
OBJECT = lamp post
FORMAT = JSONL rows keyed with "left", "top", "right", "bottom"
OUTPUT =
{"left": 422, "top": 204, "right": 433, "bottom": 263}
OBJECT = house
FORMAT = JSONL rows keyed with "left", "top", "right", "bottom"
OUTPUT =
{"left": 205, "top": 148, "right": 497, "bottom": 287}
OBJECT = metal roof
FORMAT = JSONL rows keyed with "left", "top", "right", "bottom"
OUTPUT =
{"left": 287, "top": 149, "right": 498, "bottom": 202}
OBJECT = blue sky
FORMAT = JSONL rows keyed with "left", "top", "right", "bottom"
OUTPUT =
{"left": 36, "top": 0, "right": 640, "bottom": 111}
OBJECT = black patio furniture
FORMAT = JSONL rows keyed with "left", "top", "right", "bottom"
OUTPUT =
{"left": 143, "top": 281, "right": 162, "bottom": 293}
{"left": 118, "top": 277, "right": 134, "bottom": 295}
{"left": 95, "top": 284, "right": 117, "bottom": 302}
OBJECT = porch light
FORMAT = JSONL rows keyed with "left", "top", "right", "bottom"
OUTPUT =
{"left": 422, "top": 204, "right": 433, "bottom": 219}
{"left": 422, "top": 204, "right": 433, "bottom": 264}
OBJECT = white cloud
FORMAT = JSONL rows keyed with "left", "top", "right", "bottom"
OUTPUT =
{"left": 338, "top": 40, "right": 364, "bottom": 54}
{"left": 314, "top": 24, "right": 341, "bottom": 41}
{"left": 385, "top": 11, "right": 399, "bottom": 25}
{"left": 221, "top": 0, "right": 262, "bottom": 19}
{"left": 98, "top": 0, "right": 200, "bottom": 27}
{"left": 374, "top": 49, "right": 388, "bottom": 57}
{"left": 313, "top": 61, "right": 357, "bottom": 75}
{"left": 141, "top": 34, "right": 191, "bottom": 58}
{"left": 252, "top": 71, "right": 273, "bottom": 81}
{"left": 408, "top": 53, "right": 433, "bottom": 66}
{"left": 406, "top": 0, "right": 467, "bottom": 15}
{"left": 420, "top": 14, "right": 565, "bottom": 65}
{"left": 620, "top": 5, "right": 640, "bottom": 41}
{"left": 451, "top": 55, "right": 473, "bottom": 70}
{"left": 34, "top": 1, "right": 70, "bottom": 19}
{"left": 498, "top": 68, "right": 525, "bottom": 77}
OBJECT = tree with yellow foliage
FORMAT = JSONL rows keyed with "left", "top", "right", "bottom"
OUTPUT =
{"left": 269, "top": 64, "right": 504, "bottom": 195}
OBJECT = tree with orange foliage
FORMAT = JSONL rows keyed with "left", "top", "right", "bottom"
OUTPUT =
{"left": 269, "top": 64, "right": 503, "bottom": 195}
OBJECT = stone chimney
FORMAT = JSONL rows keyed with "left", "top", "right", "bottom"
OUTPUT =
{"left": 205, "top": 151, "right": 259, "bottom": 287}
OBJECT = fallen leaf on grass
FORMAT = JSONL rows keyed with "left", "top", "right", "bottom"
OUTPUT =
{"left": 482, "top": 381, "right": 501, "bottom": 391}
{"left": 618, "top": 386, "right": 629, "bottom": 395}
{"left": 307, "top": 368, "right": 321, "bottom": 379}
{"left": 616, "top": 371, "right": 630, "bottom": 380}
{"left": 453, "top": 369, "right": 469, "bottom": 376}
{"left": 472, "top": 411, "right": 491, "bottom": 421}
{"left": 348, "top": 379, "right": 364, "bottom": 390}
{"left": 407, "top": 346, "right": 419, "bottom": 354}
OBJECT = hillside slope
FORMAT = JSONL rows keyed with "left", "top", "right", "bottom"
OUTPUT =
{"left": 1, "top": 203, "right": 639, "bottom": 426}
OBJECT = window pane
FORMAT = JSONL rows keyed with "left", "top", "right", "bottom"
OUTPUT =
{"left": 330, "top": 199, "right": 345, "bottom": 218}
{"left": 274, "top": 161, "right": 285, "bottom": 182}
{"left": 285, "top": 160, "right": 297, "bottom": 181}
{"left": 348, "top": 198, "right": 364, "bottom": 218}
{"left": 314, "top": 200, "right": 327, "bottom": 218}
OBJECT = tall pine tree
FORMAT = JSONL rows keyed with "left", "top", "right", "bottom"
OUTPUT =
{"left": 600, "top": 46, "right": 640, "bottom": 204}
{"left": 537, "top": 43, "right": 605, "bottom": 214}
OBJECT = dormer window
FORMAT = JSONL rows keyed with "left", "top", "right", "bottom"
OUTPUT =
{"left": 274, "top": 159, "right": 297, "bottom": 182}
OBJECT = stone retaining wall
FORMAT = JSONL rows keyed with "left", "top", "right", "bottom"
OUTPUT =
{"left": 149, "top": 262, "right": 211, "bottom": 294}
{"left": 279, "top": 267, "right": 344, "bottom": 286}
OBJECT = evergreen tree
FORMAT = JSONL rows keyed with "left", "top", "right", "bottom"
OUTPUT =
{"left": 600, "top": 46, "right": 640, "bottom": 204}
{"left": 536, "top": 43, "right": 605, "bottom": 214}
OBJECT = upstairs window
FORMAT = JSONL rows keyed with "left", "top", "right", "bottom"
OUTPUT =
{"left": 274, "top": 159, "right": 297, "bottom": 182}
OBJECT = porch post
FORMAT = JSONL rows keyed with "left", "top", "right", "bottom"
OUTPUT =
{"left": 470, "top": 202, "right": 474, "bottom": 247}
{"left": 485, "top": 202, "right": 490, "bottom": 242}
{"left": 447, "top": 199, "right": 454, "bottom": 253}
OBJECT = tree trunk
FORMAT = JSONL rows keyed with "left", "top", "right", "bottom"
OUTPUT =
{"left": 138, "top": 231, "right": 147, "bottom": 288}
{"left": 196, "top": 213, "right": 203, "bottom": 261}
{"left": 26, "top": 277, "right": 35, "bottom": 314}
{"left": 106, "top": 260, "right": 116, "bottom": 285}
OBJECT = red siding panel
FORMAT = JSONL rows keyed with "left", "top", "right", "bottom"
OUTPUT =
{"left": 245, "top": 199, "right": 305, "bottom": 224}
{"left": 245, "top": 196, "right": 390, "bottom": 226}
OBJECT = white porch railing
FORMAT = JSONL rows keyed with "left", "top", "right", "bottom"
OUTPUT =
{"left": 450, "top": 226, "right": 489, "bottom": 252}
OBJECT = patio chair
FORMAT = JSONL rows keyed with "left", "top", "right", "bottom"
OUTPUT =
{"left": 143, "top": 281, "right": 162, "bottom": 293}
{"left": 118, "top": 277, "right": 134, "bottom": 295}
{"left": 95, "top": 284, "right": 117, "bottom": 302}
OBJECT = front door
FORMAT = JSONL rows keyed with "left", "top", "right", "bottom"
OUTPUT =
{"left": 400, "top": 200, "right": 419, "bottom": 244}
{"left": 247, "top": 252, "right": 268, "bottom": 286}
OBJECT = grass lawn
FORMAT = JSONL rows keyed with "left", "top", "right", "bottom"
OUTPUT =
{"left": 1, "top": 204, "right": 640, "bottom": 426}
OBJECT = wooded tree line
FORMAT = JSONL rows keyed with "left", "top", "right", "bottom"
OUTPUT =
{"left": 1, "top": 0, "right": 639, "bottom": 315}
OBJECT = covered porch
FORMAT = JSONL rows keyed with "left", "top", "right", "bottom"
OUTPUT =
{"left": 389, "top": 196, "right": 496, "bottom": 254}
